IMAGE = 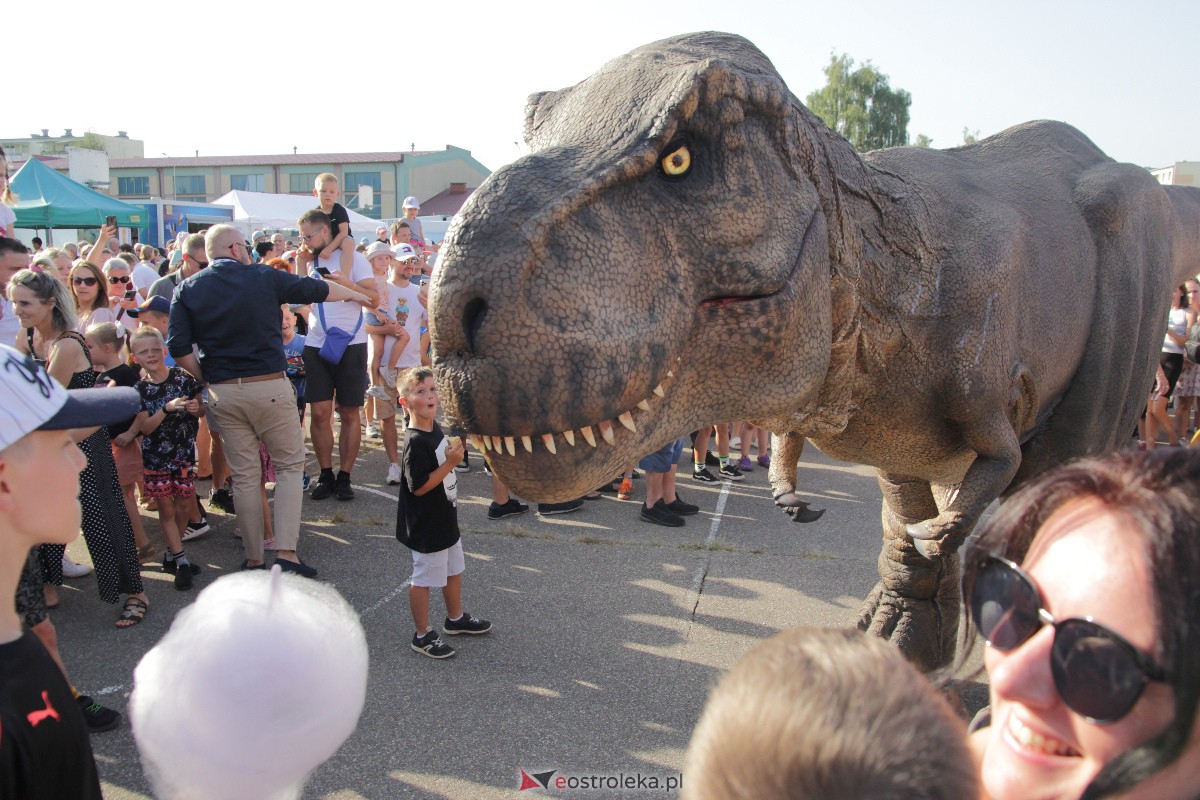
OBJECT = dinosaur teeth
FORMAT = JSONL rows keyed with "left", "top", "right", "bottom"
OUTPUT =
{"left": 469, "top": 435, "right": 485, "bottom": 452}
{"left": 653, "top": 384, "right": 665, "bottom": 398}
{"left": 491, "top": 436, "right": 502, "bottom": 452}
{"left": 580, "top": 426, "right": 597, "bottom": 447}
{"left": 598, "top": 420, "right": 615, "bottom": 445}
{"left": 617, "top": 412, "right": 636, "bottom": 433}
{"left": 521, "top": 435, "right": 533, "bottom": 453}
{"left": 563, "top": 430, "right": 575, "bottom": 446}
{"left": 504, "top": 436, "right": 516, "bottom": 456}
{"left": 637, "top": 399, "right": 651, "bottom": 412}
{"left": 542, "top": 433, "right": 557, "bottom": 455}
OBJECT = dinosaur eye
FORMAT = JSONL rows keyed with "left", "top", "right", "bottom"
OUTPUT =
{"left": 659, "top": 144, "right": 692, "bottom": 179}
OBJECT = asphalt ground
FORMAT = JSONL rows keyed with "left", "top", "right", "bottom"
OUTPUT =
{"left": 54, "top": 429, "right": 987, "bottom": 799}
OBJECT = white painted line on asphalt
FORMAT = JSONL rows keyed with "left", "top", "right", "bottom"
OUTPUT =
{"left": 356, "top": 484, "right": 399, "bottom": 502}
{"left": 360, "top": 579, "right": 412, "bottom": 617}
{"left": 685, "top": 480, "right": 732, "bottom": 625}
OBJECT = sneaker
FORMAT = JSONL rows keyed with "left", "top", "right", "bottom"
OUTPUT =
{"left": 443, "top": 612, "right": 492, "bottom": 635}
{"left": 705, "top": 450, "right": 720, "bottom": 466}
{"left": 61, "top": 555, "right": 93, "bottom": 579}
{"left": 411, "top": 629, "right": 456, "bottom": 659}
{"left": 617, "top": 478, "right": 634, "bottom": 501}
{"left": 488, "top": 498, "right": 529, "bottom": 519}
{"left": 311, "top": 474, "right": 335, "bottom": 501}
{"left": 719, "top": 462, "right": 745, "bottom": 481}
{"left": 729, "top": 436, "right": 742, "bottom": 449}
{"left": 174, "top": 563, "right": 195, "bottom": 591}
{"left": 454, "top": 451, "right": 470, "bottom": 473}
{"left": 275, "top": 557, "right": 317, "bottom": 578}
{"left": 161, "top": 554, "right": 201, "bottom": 577}
{"left": 737, "top": 455, "right": 754, "bottom": 472}
{"left": 538, "top": 499, "right": 584, "bottom": 515}
{"left": 301, "top": 472, "right": 311, "bottom": 491}
{"left": 386, "top": 463, "right": 402, "bottom": 485}
{"left": 182, "top": 518, "right": 210, "bottom": 542}
{"left": 209, "top": 487, "right": 235, "bottom": 513}
{"left": 692, "top": 466, "right": 718, "bottom": 483}
{"left": 365, "top": 385, "right": 390, "bottom": 401}
{"left": 76, "top": 696, "right": 121, "bottom": 733}
{"left": 335, "top": 474, "right": 355, "bottom": 501}
{"left": 757, "top": 454, "right": 771, "bottom": 468}
{"left": 365, "top": 423, "right": 381, "bottom": 439}
{"left": 666, "top": 496, "right": 700, "bottom": 516}
{"left": 380, "top": 366, "right": 399, "bottom": 387}
{"left": 640, "top": 501, "right": 685, "bottom": 527}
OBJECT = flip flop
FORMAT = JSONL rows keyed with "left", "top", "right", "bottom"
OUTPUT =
{"left": 115, "top": 596, "right": 149, "bottom": 629}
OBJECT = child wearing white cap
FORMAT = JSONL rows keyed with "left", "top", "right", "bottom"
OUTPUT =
{"left": 0, "top": 342, "right": 141, "bottom": 797}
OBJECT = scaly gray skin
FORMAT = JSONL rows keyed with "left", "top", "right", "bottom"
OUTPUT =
{"left": 430, "top": 32, "right": 1200, "bottom": 670}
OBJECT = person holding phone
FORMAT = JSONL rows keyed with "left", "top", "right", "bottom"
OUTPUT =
{"left": 102, "top": 258, "right": 139, "bottom": 333}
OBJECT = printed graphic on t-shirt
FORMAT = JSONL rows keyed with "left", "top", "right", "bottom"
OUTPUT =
{"left": 434, "top": 436, "right": 458, "bottom": 506}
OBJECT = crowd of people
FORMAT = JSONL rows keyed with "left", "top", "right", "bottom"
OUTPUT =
{"left": 3, "top": 148, "right": 1200, "bottom": 799}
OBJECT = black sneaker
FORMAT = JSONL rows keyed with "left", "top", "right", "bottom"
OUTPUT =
{"left": 311, "top": 475, "right": 335, "bottom": 501}
{"left": 173, "top": 561, "right": 197, "bottom": 591}
{"left": 719, "top": 462, "right": 745, "bottom": 481}
{"left": 76, "top": 696, "right": 121, "bottom": 733}
{"left": 692, "top": 466, "right": 718, "bottom": 483}
{"left": 705, "top": 450, "right": 720, "bottom": 466}
{"left": 334, "top": 474, "right": 355, "bottom": 501}
{"left": 411, "top": 629, "right": 456, "bottom": 659}
{"left": 182, "top": 518, "right": 210, "bottom": 542}
{"left": 640, "top": 501, "right": 685, "bottom": 527}
{"left": 209, "top": 487, "right": 235, "bottom": 513}
{"left": 487, "top": 498, "right": 529, "bottom": 520}
{"left": 443, "top": 612, "right": 492, "bottom": 635}
{"left": 666, "top": 496, "right": 700, "bottom": 516}
{"left": 538, "top": 499, "right": 584, "bottom": 515}
{"left": 162, "top": 554, "right": 201, "bottom": 577}
{"left": 275, "top": 557, "right": 318, "bottom": 578}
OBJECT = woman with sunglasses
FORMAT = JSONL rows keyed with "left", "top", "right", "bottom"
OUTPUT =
{"left": 103, "top": 258, "right": 140, "bottom": 332}
{"left": 68, "top": 261, "right": 119, "bottom": 333}
{"left": 963, "top": 448, "right": 1200, "bottom": 799}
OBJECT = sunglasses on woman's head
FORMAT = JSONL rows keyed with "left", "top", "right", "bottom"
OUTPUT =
{"left": 108, "top": 275, "right": 130, "bottom": 284}
{"left": 971, "top": 554, "right": 1167, "bottom": 725}
{"left": 72, "top": 276, "right": 98, "bottom": 286}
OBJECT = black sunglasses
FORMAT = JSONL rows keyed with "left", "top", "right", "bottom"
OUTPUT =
{"left": 108, "top": 275, "right": 130, "bottom": 284}
{"left": 971, "top": 554, "right": 1167, "bottom": 725}
{"left": 72, "top": 276, "right": 99, "bottom": 286}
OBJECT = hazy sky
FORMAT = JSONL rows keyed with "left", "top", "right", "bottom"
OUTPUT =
{"left": 6, "top": 0, "right": 1195, "bottom": 173}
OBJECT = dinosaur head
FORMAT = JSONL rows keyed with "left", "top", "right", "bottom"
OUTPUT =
{"left": 431, "top": 32, "right": 838, "bottom": 501}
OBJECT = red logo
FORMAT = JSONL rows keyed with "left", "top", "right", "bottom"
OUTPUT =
{"left": 27, "top": 691, "right": 61, "bottom": 727}
{"left": 518, "top": 769, "right": 557, "bottom": 791}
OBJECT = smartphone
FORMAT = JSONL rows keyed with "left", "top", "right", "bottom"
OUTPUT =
{"left": 124, "top": 288, "right": 137, "bottom": 300}
{"left": 105, "top": 215, "right": 117, "bottom": 229}
{"left": 315, "top": 266, "right": 331, "bottom": 276}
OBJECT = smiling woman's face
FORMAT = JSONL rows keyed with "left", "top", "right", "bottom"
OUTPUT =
{"left": 979, "top": 499, "right": 1175, "bottom": 800}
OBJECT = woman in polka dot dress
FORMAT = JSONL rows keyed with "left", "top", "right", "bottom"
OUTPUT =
{"left": 8, "top": 269, "right": 149, "bottom": 627}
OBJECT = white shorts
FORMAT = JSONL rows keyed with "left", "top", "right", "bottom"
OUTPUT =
{"left": 411, "top": 540, "right": 464, "bottom": 588}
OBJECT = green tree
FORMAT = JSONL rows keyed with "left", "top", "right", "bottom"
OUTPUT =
{"left": 76, "top": 132, "right": 106, "bottom": 151}
{"left": 806, "top": 53, "right": 911, "bottom": 152}
{"left": 914, "top": 134, "right": 934, "bottom": 149}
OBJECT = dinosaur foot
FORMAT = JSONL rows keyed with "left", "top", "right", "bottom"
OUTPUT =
{"left": 856, "top": 578, "right": 960, "bottom": 672}
{"left": 773, "top": 491, "right": 825, "bottom": 523}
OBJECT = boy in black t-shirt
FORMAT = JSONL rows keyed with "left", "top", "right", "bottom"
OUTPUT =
{"left": 0, "top": 343, "right": 140, "bottom": 799}
{"left": 313, "top": 173, "right": 356, "bottom": 277}
{"left": 396, "top": 367, "right": 492, "bottom": 659}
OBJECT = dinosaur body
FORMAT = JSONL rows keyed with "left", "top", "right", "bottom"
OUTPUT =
{"left": 430, "top": 32, "right": 1200, "bottom": 668}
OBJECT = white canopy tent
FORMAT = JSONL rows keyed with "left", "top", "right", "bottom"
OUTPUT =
{"left": 211, "top": 190, "right": 382, "bottom": 238}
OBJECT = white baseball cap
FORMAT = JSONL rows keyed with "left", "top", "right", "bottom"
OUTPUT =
{"left": 0, "top": 344, "right": 140, "bottom": 452}
{"left": 365, "top": 241, "right": 394, "bottom": 262}
{"left": 392, "top": 243, "right": 418, "bottom": 261}
{"left": 402, "top": 196, "right": 420, "bottom": 210}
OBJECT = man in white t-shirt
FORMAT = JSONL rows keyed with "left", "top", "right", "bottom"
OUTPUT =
{"left": 296, "top": 209, "right": 379, "bottom": 502}
{"left": 0, "top": 237, "right": 32, "bottom": 347}
{"left": 130, "top": 244, "right": 160, "bottom": 298}
{"left": 364, "top": 242, "right": 427, "bottom": 483}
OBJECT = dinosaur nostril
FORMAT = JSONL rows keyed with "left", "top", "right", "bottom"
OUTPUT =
{"left": 462, "top": 297, "right": 488, "bottom": 355}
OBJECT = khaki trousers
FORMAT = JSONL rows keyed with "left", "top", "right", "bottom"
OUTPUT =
{"left": 207, "top": 377, "right": 305, "bottom": 561}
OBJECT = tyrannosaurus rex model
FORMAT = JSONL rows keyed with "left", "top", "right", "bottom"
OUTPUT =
{"left": 429, "top": 32, "right": 1200, "bottom": 669}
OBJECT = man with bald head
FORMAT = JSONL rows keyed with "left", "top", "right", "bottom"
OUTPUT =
{"left": 168, "top": 224, "right": 371, "bottom": 575}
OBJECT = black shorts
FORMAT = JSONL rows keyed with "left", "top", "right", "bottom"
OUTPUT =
{"left": 1160, "top": 351, "right": 1185, "bottom": 399}
{"left": 303, "top": 343, "right": 368, "bottom": 407}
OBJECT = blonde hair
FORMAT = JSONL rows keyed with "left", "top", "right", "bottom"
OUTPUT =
{"left": 8, "top": 269, "right": 76, "bottom": 333}
{"left": 682, "top": 627, "right": 977, "bottom": 800}
{"left": 86, "top": 321, "right": 131, "bottom": 362}
{"left": 129, "top": 324, "right": 164, "bottom": 350}
{"left": 315, "top": 172, "right": 338, "bottom": 189}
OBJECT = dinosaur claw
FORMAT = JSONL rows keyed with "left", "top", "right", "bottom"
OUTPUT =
{"left": 906, "top": 521, "right": 941, "bottom": 560}
{"left": 789, "top": 505, "right": 826, "bottom": 524}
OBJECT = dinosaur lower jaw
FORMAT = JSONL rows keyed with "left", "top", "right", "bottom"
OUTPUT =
{"left": 465, "top": 360, "right": 679, "bottom": 458}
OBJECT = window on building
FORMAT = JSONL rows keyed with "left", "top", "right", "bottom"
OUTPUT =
{"left": 117, "top": 176, "right": 150, "bottom": 196}
{"left": 289, "top": 172, "right": 320, "bottom": 194}
{"left": 176, "top": 175, "right": 206, "bottom": 200}
{"left": 230, "top": 174, "right": 265, "bottom": 192}
{"left": 344, "top": 171, "right": 383, "bottom": 219}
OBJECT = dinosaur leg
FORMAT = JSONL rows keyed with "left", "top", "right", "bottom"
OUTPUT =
{"left": 768, "top": 432, "right": 825, "bottom": 522}
{"left": 857, "top": 472, "right": 959, "bottom": 671}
